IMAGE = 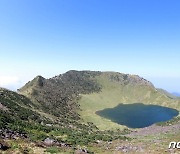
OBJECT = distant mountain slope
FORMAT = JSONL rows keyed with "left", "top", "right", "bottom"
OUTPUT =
{"left": 172, "top": 92, "right": 180, "bottom": 97}
{"left": 19, "top": 70, "right": 180, "bottom": 130}
{"left": 157, "top": 88, "right": 178, "bottom": 99}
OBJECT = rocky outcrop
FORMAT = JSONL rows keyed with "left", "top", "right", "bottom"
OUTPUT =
{"left": 36, "top": 138, "right": 71, "bottom": 148}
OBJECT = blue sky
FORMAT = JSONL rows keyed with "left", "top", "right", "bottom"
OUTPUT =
{"left": 0, "top": 0, "right": 180, "bottom": 93}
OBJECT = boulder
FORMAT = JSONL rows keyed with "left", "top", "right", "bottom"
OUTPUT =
{"left": 43, "top": 138, "right": 55, "bottom": 146}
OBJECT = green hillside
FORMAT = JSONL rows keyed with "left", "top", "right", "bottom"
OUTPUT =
{"left": 1, "top": 70, "right": 180, "bottom": 153}
{"left": 78, "top": 72, "right": 180, "bottom": 130}
{"left": 0, "top": 87, "right": 128, "bottom": 153}
{"left": 0, "top": 88, "right": 43, "bottom": 129}
{"left": 19, "top": 71, "right": 102, "bottom": 121}
{"left": 19, "top": 71, "right": 180, "bottom": 130}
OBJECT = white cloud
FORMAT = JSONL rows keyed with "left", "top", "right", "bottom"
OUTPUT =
{"left": 0, "top": 76, "right": 23, "bottom": 90}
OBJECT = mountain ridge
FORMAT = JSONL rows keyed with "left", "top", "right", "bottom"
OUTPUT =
{"left": 1, "top": 70, "right": 180, "bottom": 131}
{"left": 18, "top": 70, "right": 180, "bottom": 130}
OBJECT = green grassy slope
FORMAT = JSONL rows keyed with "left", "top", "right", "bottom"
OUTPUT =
{"left": 0, "top": 86, "right": 129, "bottom": 151}
{"left": 78, "top": 72, "right": 180, "bottom": 130}
{"left": 18, "top": 70, "right": 180, "bottom": 130}
{"left": 0, "top": 88, "right": 48, "bottom": 131}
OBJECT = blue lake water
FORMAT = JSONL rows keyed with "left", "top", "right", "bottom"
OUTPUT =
{"left": 96, "top": 103, "right": 179, "bottom": 128}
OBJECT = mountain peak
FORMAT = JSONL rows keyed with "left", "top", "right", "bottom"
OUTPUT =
{"left": 27, "top": 75, "right": 45, "bottom": 87}
{"left": 18, "top": 75, "right": 45, "bottom": 96}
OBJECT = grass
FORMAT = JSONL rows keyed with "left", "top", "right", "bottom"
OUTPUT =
{"left": 78, "top": 73, "right": 180, "bottom": 130}
{"left": 45, "top": 146, "right": 60, "bottom": 153}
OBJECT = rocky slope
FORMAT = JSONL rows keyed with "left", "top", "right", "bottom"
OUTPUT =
{"left": 18, "top": 71, "right": 102, "bottom": 120}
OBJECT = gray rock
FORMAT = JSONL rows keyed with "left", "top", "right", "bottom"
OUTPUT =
{"left": 43, "top": 138, "right": 55, "bottom": 146}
